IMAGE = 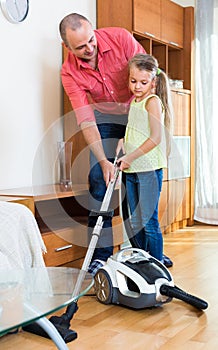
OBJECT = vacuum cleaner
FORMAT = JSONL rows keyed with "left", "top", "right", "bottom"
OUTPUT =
{"left": 23, "top": 161, "right": 208, "bottom": 343}
{"left": 94, "top": 247, "right": 208, "bottom": 310}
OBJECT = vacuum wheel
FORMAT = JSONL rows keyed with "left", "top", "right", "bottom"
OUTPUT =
{"left": 94, "top": 269, "right": 113, "bottom": 304}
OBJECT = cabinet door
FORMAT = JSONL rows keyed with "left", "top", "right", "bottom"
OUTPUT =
{"left": 171, "top": 89, "right": 191, "bottom": 136}
{"left": 168, "top": 179, "right": 185, "bottom": 224}
{"left": 168, "top": 178, "right": 190, "bottom": 224}
{"left": 97, "top": 0, "right": 132, "bottom": 32}
{"left": 161, "top": 0, "right": 183, "bottom": 48}
{"left": 133, "top": 0, "right": 161, "bottom": 39}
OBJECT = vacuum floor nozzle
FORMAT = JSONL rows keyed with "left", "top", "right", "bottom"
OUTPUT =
{"left": 22, "top": 322, "right": 77, "bottom": 343}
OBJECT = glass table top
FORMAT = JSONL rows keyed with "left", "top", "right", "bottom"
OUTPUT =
{"left": 0, "top": 267, "right": 93, "bottom": 336}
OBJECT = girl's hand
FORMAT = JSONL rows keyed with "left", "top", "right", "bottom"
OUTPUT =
{"left": 117, "top": 155, "right": 131, "bottom": 171}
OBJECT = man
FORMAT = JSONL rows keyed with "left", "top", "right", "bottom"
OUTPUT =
{"left": 59, "top": 13, "right": 173, "bottom": 273}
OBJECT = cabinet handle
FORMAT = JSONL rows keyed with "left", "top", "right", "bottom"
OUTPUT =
{"left": 176, "top": 92, "right": 186, "bottom": 95}
{"left": 144, "top": 31, "right": 155, "bottom": 38}
{"left": 169, "top": 41, "right": 179, "bottom": 47}
{"left": 55, "top": 244, "right": 73, "bottom": 252}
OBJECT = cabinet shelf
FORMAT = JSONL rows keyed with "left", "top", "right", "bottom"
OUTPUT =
{"left": 133, "top": 31, "right": 183, "bottom": 80}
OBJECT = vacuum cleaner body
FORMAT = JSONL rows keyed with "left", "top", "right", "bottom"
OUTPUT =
{"left": 94, "top": 248, "right": 174, "bottom": 309}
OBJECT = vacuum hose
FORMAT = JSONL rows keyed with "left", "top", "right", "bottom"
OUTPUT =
{"left": 160, "top": 284, "right": 208, "bottom": 310}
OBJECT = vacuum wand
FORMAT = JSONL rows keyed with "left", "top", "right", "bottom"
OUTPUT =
{"left": 77, "top": 163, "right": 121, "bottom": 278}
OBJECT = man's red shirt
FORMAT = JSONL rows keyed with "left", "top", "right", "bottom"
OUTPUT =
{"left": 61, "top": 27, "right": 145, "bottom": 125}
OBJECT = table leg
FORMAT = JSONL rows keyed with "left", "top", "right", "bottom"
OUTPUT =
{"left": 35, "top": 316, "right": 69, "bottom": 350}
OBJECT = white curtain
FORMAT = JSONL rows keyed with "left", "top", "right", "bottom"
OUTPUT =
{"left": 194, "top": 0, "right": 218, "bottom": 224}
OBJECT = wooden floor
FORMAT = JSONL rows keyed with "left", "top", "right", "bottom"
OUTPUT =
{"left": 1, "top": 223, "right": 218, "bottom": 349}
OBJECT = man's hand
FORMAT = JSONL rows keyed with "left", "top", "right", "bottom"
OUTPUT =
{"left": 99, "top": 159, "right": 116, "bottom": 186}
{"left": 80, "top": 121, "right": 120, "bottom": 186}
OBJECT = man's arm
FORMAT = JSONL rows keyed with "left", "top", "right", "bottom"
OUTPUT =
{"left": 80, "top": 121, "right": 115, "bottom": 185}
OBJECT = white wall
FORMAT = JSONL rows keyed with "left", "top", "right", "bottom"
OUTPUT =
{"left": 0, "top": 0, "right": 96, "bottom": 190}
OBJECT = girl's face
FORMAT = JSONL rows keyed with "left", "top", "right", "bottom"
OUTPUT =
{"left": 129, "top": 66, "right": 155, "bottom": 102}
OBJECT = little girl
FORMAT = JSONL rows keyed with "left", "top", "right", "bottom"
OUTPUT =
{"left": 116, "top": 53, "right": 173, "bottom": 266}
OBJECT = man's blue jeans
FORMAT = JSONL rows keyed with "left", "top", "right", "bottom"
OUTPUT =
{"left": 88, "top": 111, "right": 127, "bottom": 262}
{"left": 125, "top": 169, "right": 163, "bottom": 261}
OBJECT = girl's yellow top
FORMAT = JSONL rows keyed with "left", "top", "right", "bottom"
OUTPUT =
{"left": 124, "top": 94, "right": 167, "bottom": 173}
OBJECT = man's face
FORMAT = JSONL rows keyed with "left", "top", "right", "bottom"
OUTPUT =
{"left": 65, "top": 21, "right": 97, "bottom": 61}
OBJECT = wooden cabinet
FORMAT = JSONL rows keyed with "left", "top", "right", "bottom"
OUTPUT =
{"left": 161, "top": 0, "right": 183, "bottom": 47}
{"left": 133, "top": 0, "right": 161, "bottom": 39}
{"left": 133, "top": 0, "right": 183, "bottom": 48}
